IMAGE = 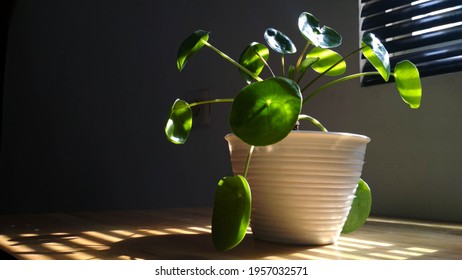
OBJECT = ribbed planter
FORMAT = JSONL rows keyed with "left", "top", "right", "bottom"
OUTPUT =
{"left": 225, "top": 131, "right": 371, "bottom": 245}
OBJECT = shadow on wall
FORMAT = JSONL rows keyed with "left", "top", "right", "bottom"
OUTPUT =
{"left": 1, "top": 0, "right": 346, "bottom": 213}
{"left": 1, "top": 0, "right": 461, "bottom": 222}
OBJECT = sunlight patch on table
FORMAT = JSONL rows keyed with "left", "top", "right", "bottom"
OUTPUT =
{"left": 407, "top": 247, "right": 438, "bottom": 253}
{"left": 164, "top": 228, "right": 199, "bottom": 235}
{"left": 339, "top": 236, "right": 393, "bottom": 247}
{"left": 308, "top": 248, "right": 372, "bottom": 260}
{"left": 110, "top": 230, "right": 145, "bottom": 238}
{"left": 368, "top": 252, "right": 408, "bottom": 260}
{"left": 388, "top": 249, "right": 423, "bottom": 257}
{"left": 138, "top": 229, "right": 169, "bottom": 235}
{"left": 187, "top": 226, "right": 212, "bottom": 233}
{"left": 67, "top": 236, "right": 110, "bottom": 251}
{"left": 289, "top": 252, "right": 330, "bottom": 260}
{"left": 82, "top": 231, "right": 123, "bottom": 243}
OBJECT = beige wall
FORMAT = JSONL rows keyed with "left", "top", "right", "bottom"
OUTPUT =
{"left": 2, "top": 0, "right": 461, "bottom": 221}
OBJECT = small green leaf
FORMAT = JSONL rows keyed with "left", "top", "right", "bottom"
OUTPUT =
{"left": 212, "top": 175, "right": 251, "bottom": 251}
{"left": 288, "top": 65, "right": 296, "bottom": 80}
{"left": 298, "top": 57, "right": 319, "bottom": 73}
{"left": 230, "top": 77, "right": 302, "bottom": 146}
{"left": 394, "top": 60, "right": 422, "bottom": 109}
{"left": 239, "top": 42, "right": 270, "bottom": 84}
{"left": 264, "top": 28, "right": 297, "bottom": 54}
{"left": 298, "top": 12, "right": 342, "bottom": 48}
{"left": 177, "top": 30, "right": 210, "bottom": 71}
{"left": 164, "top": 99, "right": 192, "bottom": 144}
{"left": 306, "top": 47, "right": 346, "bottom": 76}
{"left": 342, "top": 179, "right": 372, "bottom": 234}
{"left": 361, "top": 32, "right": 390, "bottom": 81}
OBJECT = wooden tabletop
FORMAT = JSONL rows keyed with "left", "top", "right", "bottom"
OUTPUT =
{"left": 0, "top": 208, "right": 461, "bottom": 260}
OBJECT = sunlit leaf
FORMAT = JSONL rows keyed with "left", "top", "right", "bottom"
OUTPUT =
{"left": 212, "top": 175, "right": 251, "bottom": 251}
{"left": 361, "top": 32, "right": 390, "bottom": 81}
{"left": 264, "top": 28, "right": 297, "bottom": 54}
{"left": 394, "top": 60, "right": 422, "bottom": 109}
{"left": 177, "top": 30, "right": 210, "bottom": 71}
{"left": 342, "top": 179, "right": 372, "bottom": 234}
{"left": 230, "top": 77, "right": 302, "bottom": 146}
{"left": 239, "top": 42, "right": 270, "bottom": 84}
{"left": 306, "top": 47, "right": 346, "bottom": 76}
{"left": 164, "top": 99, "right": 192, "bottom": 144}
{"left": 298, "top": 12, "right": 342, "bottom": 48}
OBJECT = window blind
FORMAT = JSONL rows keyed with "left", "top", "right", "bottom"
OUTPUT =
{"left": 360, "top": 0, "right": 462, "bottom": 86}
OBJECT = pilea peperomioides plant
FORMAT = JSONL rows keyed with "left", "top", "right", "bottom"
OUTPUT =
{"left": 165, "top": 12, "right": 422, "bottom": 251}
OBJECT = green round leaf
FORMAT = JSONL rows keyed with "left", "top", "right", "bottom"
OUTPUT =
{"left": 164, "top": 99, "right": 192, "bottom": 144}
{"left": 177, "top": 30, "right": 210, "bottom": 71}
{"left": 394, "top": 60, "right": 422, "bottom": 109}
{"left": 298, "top": 12, "right": 342, "bottom": 48}
{"left": 361, "top": 32, "right": 390, "bottom": 81}
{"left": 212, "top": 175, "right": 251, "bottom": 251}
{"left": 342, "top": 179, "right": 372, "bottom": 234}
{"left": 264, "top": 28, "right": 297, "bottom": 54}
{"left": 307, "top": 47, "right": 346, "bottom": 76}
{"left": 230, "top": 77, "right": 302, "bottom": 146}
{"left": 239, "top": 42, "right": 270, "bottom": 84}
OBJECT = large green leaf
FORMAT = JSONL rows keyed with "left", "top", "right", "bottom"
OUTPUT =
{"left": 230, "top": 77, "right": 302, "bottom": 146}
{"left": 212, "top": 175, "right": 251, "bottom": 251}
{"left": 264, "top": 28, "right": 297, "bottom": 55}
{"left": 342, "top": 179, "right": 372, "bottom": 234}
{"left": 177, "top": 30, "right": 210, "bottom": 71}
{"left": 298, "top": 12, "right": 342, "bottom": 48}
{"left": 306, "top": 47, "right": 346, "bottom": 76}
{"left": 394, "top": 60, "right": 422, "bottom": 109}
{"left": 164, "top": 99, "right": 192, "bottom": 144}
{"left": 239, "top": 42, "right": 270, "bottom": 84}
{"left": 361, "top": 32, "right": 390, "bottom": 81}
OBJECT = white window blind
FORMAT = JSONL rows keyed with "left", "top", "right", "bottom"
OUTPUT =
{"left": 360, "top": 0, "right": 462, "bottom": 86}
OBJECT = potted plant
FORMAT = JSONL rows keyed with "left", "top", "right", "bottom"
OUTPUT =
{"left": 164, "top": 12, "right": 422, "bottom": 251}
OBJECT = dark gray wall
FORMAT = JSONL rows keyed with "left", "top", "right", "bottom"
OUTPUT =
{"left": 1, "top": 0, "right": 461, "bottom": 222}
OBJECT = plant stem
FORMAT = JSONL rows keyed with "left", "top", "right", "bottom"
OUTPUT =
{"left": 189, "top": 98, "right": 234, "bottom": 107}
{"left": 301, "top": 47, "right": 365, "bottom": 94}
{"left": 303, "top": 72, "right": 381, "bottom": 104}
{"left": 202, "top": 40, "right": 263, "bottom": 82}
{"left": 256, "top": 52, "right": 275, "bottom": 77}
{"left": 296, "top": 63, "right": 309, "bottom": 84}
{"left": 243, "top": 145, "right": 255, "bottom": 178}
{"left": 281, "top": 55, "right": 285, "bottom": 77}
{"left": 171, "top": 99, "right": 233, "bottom": 117}
{"left": 294, "top": 42, "right": 310, "bottom": 78}
{"left": 298, "top": 114, "right": 328, "bottom": 132}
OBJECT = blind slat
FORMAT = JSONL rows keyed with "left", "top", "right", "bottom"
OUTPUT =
{"left": 362, "top": 56, "right": 462, "bottom": 86}
{"left": 360, "top": 0, "right": 462, "bottom": 86}
{"left": 392, "top": 43, "right": 462, "bottom": 64}
{"left": 362, "top": 0, "right": 461, "bottom": 30}
{"left": 383, "top": 25, "right": 462, "bottom": 53}
{"left": 371, "top": 9, "right": 462, "bottom": 40}
{"left": 362, "top": 43, "right": 462, "bottom": 71}
{"left": 361, "top": 0, "right": 412, "bottom": 17}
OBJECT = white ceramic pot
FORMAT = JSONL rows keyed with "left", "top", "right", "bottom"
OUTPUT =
{"left": 225, "top": 131, "right": 371, "bottom": 245}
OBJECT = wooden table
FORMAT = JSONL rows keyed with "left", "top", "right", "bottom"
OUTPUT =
{"left": 0, "top": 208, "right": 461, "bottom": 260}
